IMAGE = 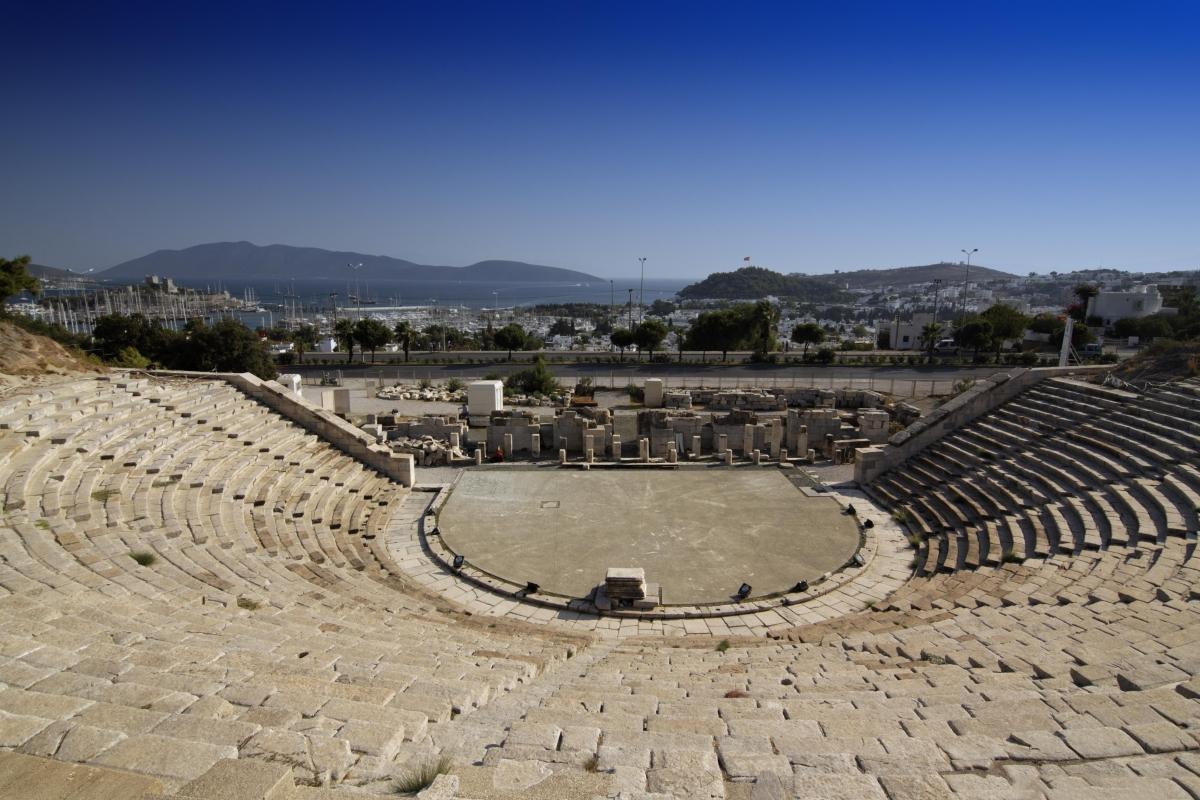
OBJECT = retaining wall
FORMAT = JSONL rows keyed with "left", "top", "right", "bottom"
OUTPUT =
{"left": 146, "top": 370, "right": 415, "bottom": 487}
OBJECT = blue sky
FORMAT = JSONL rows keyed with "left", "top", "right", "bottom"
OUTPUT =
{"left": 2, "top": 0, "right": 1197, "bottom": 278}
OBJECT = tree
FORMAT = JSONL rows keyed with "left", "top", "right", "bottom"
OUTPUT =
{"left": 1073, "top": 284, "right": 1099, "bottom": 320}
{"left": 493, "top": 323, "right": 527, "bottom": 360}
{"left": 633, "top": 319, "right": 668, "bottom": 360}
{"left": 790, "top": 322, "right": 824, "bottom": 356}
{"left": 393, "top": 321, "right": 416, "bottom": 362}
{"left": 610, "top": 328, "right": 635, "bottom": 360}
{"left": 921, "top": 322, "right": 944, "bottom": 363}
{"left": 747, "top": 300, "right": 778, "bottom": 357}
{"left": 90, "top": 314, "right": 181, "bottom": 364}
{"left": 548, "top": 318, "right": 575, "bottom": 337}
{"left": 954, "top": 318, "right": 993, "bottom": 359}
{"left": 0, "top": 255, "right": 39, "bottom": 302}
{"left": 686, "top": 308, "right": 744, "bottom": 361}
{"left": 292, "top": 324, "right": 318, "bottom": 365}
{"left": 506, "top": 355, "right": 557, "bottom": 396}
{"left": 648, "top": 299, "right": 677, "bottom": 317}
{"left": 333, "top": 319, "right": 356, "bottom": 364}
{"left": 980, "top": 303, "right": 1028, "bottom": 359}
{"left": 353, "top": 318, "right": 392, "bottom": 363}
{"left": 176, "top": 318, "right": 277, "bottom": 379}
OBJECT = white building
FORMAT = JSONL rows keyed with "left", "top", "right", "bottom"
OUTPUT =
{"left": 316, "top": 337, "right": 339, "bottom": 354}
{"left": 1086, "top": 285, "right": 1164, "bottom": 327}
{"left": 888, "top": 313, "right": 941, "bottom": 351}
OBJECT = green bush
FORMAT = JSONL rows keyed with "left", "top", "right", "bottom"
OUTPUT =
{"left": 446, "top": 377, "right": 465, "bottom": 392}
{"left": 505, "top": 356, "right": 558, "bottom": 396}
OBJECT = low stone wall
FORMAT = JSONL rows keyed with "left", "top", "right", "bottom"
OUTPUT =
{"left": 853, "top": 366, "right": 1108, "bottom": 485}
{"left": 147, "top": 370, "right": 415, "bottom": 487}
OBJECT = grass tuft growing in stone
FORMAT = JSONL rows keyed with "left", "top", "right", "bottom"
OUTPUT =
{"left": 236, "top": 597, "right": 261, "bottom": 611}
{"left": 393, "top": 756, "right": 452, "bottom": 795}
{"left": 91, "top": 489, "right": 120, "bottom": 502}
{"left": 34, "top": 519, "right": 49, "bottom": 530}
{"left": 715, "top": 639, "right": 730, "bottom": 653}
{"left": 129, "top": 550, "right": 156, "bottom": 566}
{"left": 1001, "top": 548, "right": 1022, "bottom": 564}
{"left": 583, "top": 754, "right": 600, "bottom": 772}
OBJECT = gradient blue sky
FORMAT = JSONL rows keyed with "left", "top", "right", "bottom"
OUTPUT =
{"left": 3, "top": 0, "right": 1197, "bottom": 278}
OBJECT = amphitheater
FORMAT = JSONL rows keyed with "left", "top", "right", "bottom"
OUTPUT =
{"left": 0, "top": 365, "right": 1198, "bottom": 799}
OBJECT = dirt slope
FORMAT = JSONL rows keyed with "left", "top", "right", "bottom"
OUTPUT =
{"left": 0, "top": 321, "right": 103, "bottom": 389}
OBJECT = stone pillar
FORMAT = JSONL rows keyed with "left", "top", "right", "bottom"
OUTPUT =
{"left": 666, "top": 442, "right": 677, "bottom": 463}
{"left": 503, "top": 433, "right": 514, "bottom": 458}
{"left": 584, "top": 434, "right": 594, "bottom": 456}
{"left": 531, "top": 431, "right": 541, "bottom": 457}
{"left": 644, "top": 378, "right": 665, "bottom": 408}
{"left": 769, "top": 421, "right": 782, "bottom": 460}
{"left": 743, "top": 424, "right": 755, "bottom": 455}
{"left": 586, "top": 448, "right": 595, "bottom": 464}
{"left": 610, "top": 434, "right": 622, "bottom": 459}
{"left": 724, "top": 448, "right": 734, "bottom": 466}
{"left": 780, "top": 448, "right": 788, "bottom": 463}
{"left": 475, "top": 448, "right": 483, "bottom": 465}
{"left": 717, "top": 433, "right": 728, "bottom": 455}
{"left": 559, "top": 436, "right": 568, "bottom": 455}
{"left": 752, "top": 449, "right": 761, "bottom": 465}
{"left": 640, "top": 438, "right": 650, "bottom": 463}
{"left": 449, "top": 432, "right": 460, "bottom": 449}
{"left": 559, "top": 448, "right": 567, "bottom": 465}
{"left": 691, "top": 435, "right": 702, "bottom": 458}
{"left": 807, "top": 448, "right": 816, "bottom": 461}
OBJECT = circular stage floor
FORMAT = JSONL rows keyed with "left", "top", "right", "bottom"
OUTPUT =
{"left": 438, "top": 469, "right": 860, "bottom": 605}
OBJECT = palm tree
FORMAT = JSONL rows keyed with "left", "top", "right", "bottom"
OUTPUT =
{"left": 292, "top": 324, "right": 318, "bottom": 365}
{"left": 393, "top": 320, "right": 415, "bottom": 362}
{"left": 921, "top": 322, "right": 944, "bottom": 363}
{"left": 333, "top": 319, "right": 356, "bottom": 364}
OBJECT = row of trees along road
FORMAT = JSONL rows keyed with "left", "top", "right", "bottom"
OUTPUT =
{"left": 287, "top": 319, "right": 540, "bottom": 364}
{"left": 683, "top": 301, "right": 778, "bottom": 360}
{"left": 608, "top": 319, "right": 669, "bottom": 360}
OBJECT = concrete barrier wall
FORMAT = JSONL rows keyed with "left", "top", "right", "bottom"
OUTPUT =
{"left": 854, "top": 365, "right": 1109, "bottom": 485}
{"left": 148, "top": 370, "right": 415, "bottom": 487}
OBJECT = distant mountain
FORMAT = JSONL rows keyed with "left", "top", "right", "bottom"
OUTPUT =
{"left": 678, "top": 266, "right": 851, "bottom": 303}
{"left": 97, "top": 242, "right": 603, "bottom": 283}
{"left": 829, "top": 262, "right": 1016, "bottom": 290}
{"left": 28, "top": 263, "right": 87, "bottom": 281}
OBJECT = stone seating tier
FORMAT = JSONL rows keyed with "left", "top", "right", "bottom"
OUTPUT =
{"left": 1, "top": 374, "right": 1198, "bottom": 798}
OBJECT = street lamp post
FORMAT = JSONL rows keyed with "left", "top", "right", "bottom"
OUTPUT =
{"left": 638, "top": 257, "right": 647, "bottom": 321}
{"left": 959, "top": 248, "right": 978, "bottom": 325}
{"left": 627, "top": 288, "right": 634, "bottom": 330}
{"left": 930, "top": 279, "right": 943, "bottom": 362}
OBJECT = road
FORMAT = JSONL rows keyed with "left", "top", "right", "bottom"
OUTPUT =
{"left": 286, "top": 361, "right": 1009, "bottom": 382}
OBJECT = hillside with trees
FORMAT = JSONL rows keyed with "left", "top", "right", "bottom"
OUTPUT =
{"left": 830, "top": 262, "right": 1015, "bottom": 289}
{"left": 678, "top": 267, "right": 850, "bottom": 302}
